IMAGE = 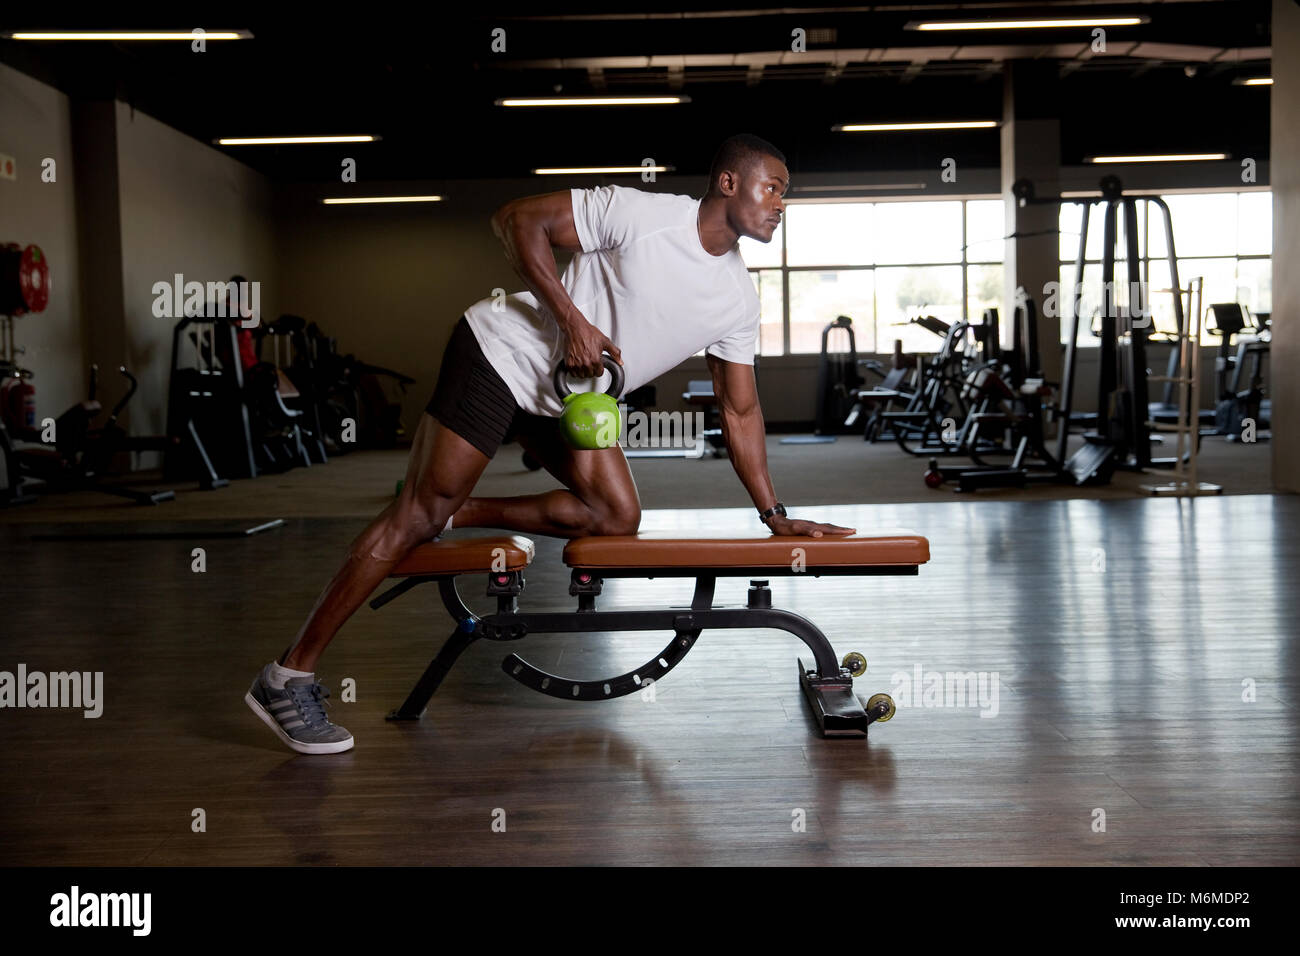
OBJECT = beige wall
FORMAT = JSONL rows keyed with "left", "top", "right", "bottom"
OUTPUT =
{"left": 0, "top": 64, "right": 277, "bottom": 451}
{"left": 116, "top": 101, "right": 277, "bottom": 441}
{"left": 0, "top": 62, "right": 86, "bottom": 420}
{"left": 275, "top": 180, "right": 537, "bottom": 429}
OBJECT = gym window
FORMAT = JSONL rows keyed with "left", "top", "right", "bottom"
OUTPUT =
{"left": 741, "top": 198, "right": 1005, "bottom": 355}
{"left": 741, "top": 190, "right": 1272, "bottom": 355}
{"left": 1057, "top": 189, "right": 1272, "bottom": 346}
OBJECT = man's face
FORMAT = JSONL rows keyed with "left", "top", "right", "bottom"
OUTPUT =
{"left": 730, "top": 155, "right": 789, "bottom": 243}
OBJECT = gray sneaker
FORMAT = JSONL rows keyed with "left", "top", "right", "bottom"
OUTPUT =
{"left": 245, "top": 665, "right": 354, "bottom": 754}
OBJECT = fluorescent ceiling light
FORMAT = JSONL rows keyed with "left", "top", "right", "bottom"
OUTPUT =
{"left": 533, "top": 166, "right": 671, "bottom": 175}
{"left": 1087, "top": 153, "right": 1227, "bottom": 163}
{"left": 322, "top": 196, "right": 443, "bottom": 205}
{"left": 217, "top": 136, "right": 379, "bottom": 145}
{"left": 6, "top": 30, "right": 250, "bottom": 40}
{"left": 497, "top": 96, "right": 689, "bottom": 107}
{"left": 912, "top": 17, "right": 1144, "bottom": 31}
{"left": 1235, "top": 77, "right": 1273, "bottom": 86}
{"left": 835, "top": 121, "right": 998, "bottom": 132}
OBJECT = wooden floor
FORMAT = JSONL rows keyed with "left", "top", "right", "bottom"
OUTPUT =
{"left": 0, "top": 494, "right": 1296, "bottom": 866}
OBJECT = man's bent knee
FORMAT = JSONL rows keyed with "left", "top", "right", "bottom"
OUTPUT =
{"left": 362, "top": 500, "right": 450, "bottom": 561}
{"left": 590, "top": 502, "right": 641, "bottom": 537}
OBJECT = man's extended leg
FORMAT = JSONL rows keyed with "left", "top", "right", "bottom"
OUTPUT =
{"left": 245, "top": 413, "right": 491, "bottom": 754}
{"left": 283, "top": 413, "right": 492, "bottom": 672}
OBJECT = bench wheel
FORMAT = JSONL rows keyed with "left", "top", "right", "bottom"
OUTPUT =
{"left": 841, "top": 651, "right": 867, "bottom": 678}
{"left": 866, "top": 692, "right": 896, "bottom": 722}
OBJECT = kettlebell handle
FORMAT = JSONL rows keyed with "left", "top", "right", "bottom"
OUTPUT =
{"left": 553, "top": 354, "right": 625, "bottom": 400}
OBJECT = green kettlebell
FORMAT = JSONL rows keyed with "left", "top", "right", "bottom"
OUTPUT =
{"left": 554, "top": 356, "right": 625, "bottom": 450}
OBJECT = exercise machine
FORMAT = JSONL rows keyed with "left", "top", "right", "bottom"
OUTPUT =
{"left": 1, "top": 243, "right": 49, "bottom": 504}
{"left": 813, "top": 315, "right": 864, "bottom": 437}
{"left": 925, "top": 177, "right": 1202, "bottom": 491}
{"left": 244, "top": 361, "right": 314, "bottom": 472}
{"left": 1206, "top": 303, "right": 1270, "bottom": 439}
{"left": 0, "top": 360, "right": 35, "bottom": 505}
{"left": 371, "top": 531, "right": 931, "bottom": 738}
{"left": 846, "top": 341, "right": 918, "bottom": 443}
{"left": 879, "top": 317, "right": 990, "bottom": 457}
{"left": 5, "top": 248, "right": 181, "bottom": 503}
{"left": 1016, "top": 175, "right": 1191, "bottom": 477}
{"left": 240, "top": 315, "right": 317, "bottom": 473}
{"left": 780, "top": 316, "right": 862, "bottom": 445}
{"left": 301, "top": 322, "right": 358, "bottom": 457}
{"left": 922, "top": 296, "right": 1114, "bottom": 491}
{"left": 256, "top": 314, "right": 328, "bottom": 465}
{"left": 782, "top": 316, "right": 865, "bottom": 445}
{"left": 845, "top": 311, "right": 993, "bottom": 445}
{"left": 11, "top": 365, "right": 177, "bottom": 505}
{"left": 165, "top": 315, "right": 255, "bottom": 484}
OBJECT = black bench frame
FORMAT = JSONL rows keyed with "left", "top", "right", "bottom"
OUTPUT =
{"left": 371, "top": 562, "right": 920, "bottom": 738}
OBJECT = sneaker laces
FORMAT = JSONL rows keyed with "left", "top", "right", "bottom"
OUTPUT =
{"left": 288, "top": 681, "right": 331, "bottom": 728}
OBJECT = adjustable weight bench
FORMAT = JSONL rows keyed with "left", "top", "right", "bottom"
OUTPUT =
{"left": 370, "top": 532, "right": 931, "bottom": 738}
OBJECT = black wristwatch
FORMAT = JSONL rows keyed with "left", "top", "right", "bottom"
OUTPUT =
{"left": 758, "top": 502, "right": 787, "bottom": 526}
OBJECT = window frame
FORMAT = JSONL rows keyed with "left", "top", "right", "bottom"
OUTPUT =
{"left": 749, "top": 195, "right": 1003, "bottom": 355}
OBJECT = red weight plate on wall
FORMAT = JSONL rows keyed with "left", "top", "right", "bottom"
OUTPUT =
{"left": 18, "top": 245, "right": 49, "bottom": 313}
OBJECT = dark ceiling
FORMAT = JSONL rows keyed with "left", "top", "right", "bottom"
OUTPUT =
{"left": 0, "top": 1, "right": 1273, "bottom": 183}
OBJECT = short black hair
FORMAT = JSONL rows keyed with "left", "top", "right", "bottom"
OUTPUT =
{"left": 706, "top": 134, "right": 786, "bottom": 196}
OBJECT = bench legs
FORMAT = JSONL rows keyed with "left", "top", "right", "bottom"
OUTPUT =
{"left": 372, "top": 572, "right": 890, "bottom": 737}
{"left": 386, "top": 623, "right": 478, "bottom": 721}
{"left": 383, "top": 578, "right": 480, "bottom": 721}
{"left": 799, "top": 661, "right": 876, "bottom": 737}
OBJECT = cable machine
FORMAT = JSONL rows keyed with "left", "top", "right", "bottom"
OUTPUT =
{"left": 1014, "top": 174, "right": 1190, "bottom": 476}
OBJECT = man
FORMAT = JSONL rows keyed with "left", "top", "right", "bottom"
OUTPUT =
{"left": 206, "top": 276, "right": 258, "bottom": 373}
{"left": 225, "top": 275, "right": 260, "bottom": 372}
{"left": 246, "top": 133, "right": 855, "bottom": 754}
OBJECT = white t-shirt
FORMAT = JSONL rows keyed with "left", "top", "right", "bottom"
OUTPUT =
{"left": 463, "top": 184, "right": 761, "bottom": 417}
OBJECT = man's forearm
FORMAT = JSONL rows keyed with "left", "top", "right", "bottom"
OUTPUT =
{"left": 494, "top": 208, "right": 582, "bottom": 330}
{"left": 720, "top": 405, "right": 778, "bottom": 512}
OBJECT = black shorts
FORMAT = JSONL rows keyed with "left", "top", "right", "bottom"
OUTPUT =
{"left": 425, "top": 315, "right": 549, "bottom": 458}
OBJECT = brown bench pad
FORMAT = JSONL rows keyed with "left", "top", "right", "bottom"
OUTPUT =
{"left": 563, "top": 532, "right": 930, "bottom": 570}
{"left": 390, "top": 535, "right": 535, "bottom": 577}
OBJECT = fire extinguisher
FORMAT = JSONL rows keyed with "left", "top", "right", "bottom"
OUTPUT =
{"left": 1, "top": 370, "right": 36, "bottom": 432}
